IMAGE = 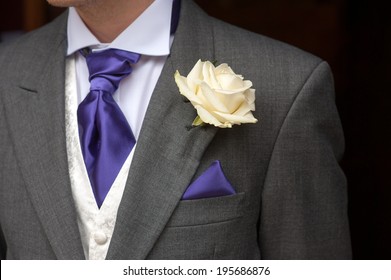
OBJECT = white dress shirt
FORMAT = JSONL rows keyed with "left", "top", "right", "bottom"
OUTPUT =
{"left": 65, "top": 0, "right": 174, "bottom": 260}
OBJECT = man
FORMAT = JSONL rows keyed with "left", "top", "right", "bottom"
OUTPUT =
{"left": 0, "top": 0, "right": 351, "bottom": 259}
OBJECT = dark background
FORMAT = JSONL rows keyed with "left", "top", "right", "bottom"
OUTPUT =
{"left": 1, "top": 0, "right": 390, "bottom": 259}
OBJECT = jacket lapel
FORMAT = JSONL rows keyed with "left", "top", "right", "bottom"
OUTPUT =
{"left": 2, "top": 13, "right": 85, "bottom": 259}
{"left": 107, "top": 0, "right": 218, "bottom": 259}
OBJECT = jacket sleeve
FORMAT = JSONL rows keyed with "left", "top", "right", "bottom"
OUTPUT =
{"left": 258, "top": 61, "right": 352, "bottom": 259}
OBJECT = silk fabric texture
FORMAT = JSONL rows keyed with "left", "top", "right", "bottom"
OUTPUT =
{"left": 78, "top": 49, "right": 140, "bottom": 207}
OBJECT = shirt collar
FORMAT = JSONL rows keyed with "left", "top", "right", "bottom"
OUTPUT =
{"left": 67, "top": 0, "right": 173, "bottom": 56}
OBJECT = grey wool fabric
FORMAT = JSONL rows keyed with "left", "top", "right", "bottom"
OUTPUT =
{"left": 0, "top": 0, "right": 351, "bottom": 259}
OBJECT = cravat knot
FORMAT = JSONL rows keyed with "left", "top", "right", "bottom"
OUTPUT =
{"left": 83, "top": 48, "right": 141, "bottom": 93}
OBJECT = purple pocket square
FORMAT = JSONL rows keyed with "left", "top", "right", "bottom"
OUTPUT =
{"left": 182, "top": 160, "right": 236, "bottom": 200}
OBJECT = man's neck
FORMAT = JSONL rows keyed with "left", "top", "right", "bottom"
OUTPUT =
{"left": 75, "top": 0, "right": 154, "bottom": 43}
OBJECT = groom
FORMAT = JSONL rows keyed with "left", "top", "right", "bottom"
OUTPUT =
{"left": 0, "top": 0, "right": 351, "bottom": 259}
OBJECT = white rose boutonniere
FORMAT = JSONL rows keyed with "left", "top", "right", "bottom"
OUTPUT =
{"left": 174, "top": 60, "right": 258, "bottom": 128}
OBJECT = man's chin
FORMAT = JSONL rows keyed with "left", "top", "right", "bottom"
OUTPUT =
{"left": 46, "top": 0, "right": 90, "bottom": 8}
{"left": 46, "top": 0, "right": 72, "bottom": 7}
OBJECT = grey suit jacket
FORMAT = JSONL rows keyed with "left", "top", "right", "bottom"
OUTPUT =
{"left": 0, "top": 0, "right": 351, "bottom": 259}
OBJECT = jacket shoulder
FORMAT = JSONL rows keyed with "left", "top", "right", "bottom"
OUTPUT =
{"left": 211, "top": 17, "right": 322, "bottom": 72}
{"left": 207, "top": 15, "right": 329, "bottom": 108}
{"left": 0, "top": 11, "right": 68, "bottom": 67}
{"left": 0, "top": 11, "right": 68, "bottom": 84}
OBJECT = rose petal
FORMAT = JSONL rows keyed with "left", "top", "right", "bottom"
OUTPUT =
{"left": 206, "top": 63, "right": 221, "bottom": 89}
{"left": 216, "top": 73, "right": 244, "bottom": 90}
{"left": 187, "top": 59, "right": 203, "bottom": 80}
{"left": 214, "top": 80, "right": 253, "bottom": 95}
{"left": 215, "top": 63, "right": 236, "bottom": 76}
{"left": 174, "top": 71, "right": 202, "bottom": 104}
{"left": 199, "top": 82, "right": 230, "bottom": 113}
{"left": 214, "top": 111, "right": 258, "bottom": 124}
{"left": 187, "top": 60, "right": 204, "bottom": 91}
{"left": 234, "top": 99, "right": 255, "bottom": 116}
{"left": 244, "top": 88, "right": 256, "bottom": 104}
{"left": 233, "top": 88, "right": 257, "bottom": 113}
{"left": 215, "top": 92, "right": 245, "bottom": 113}
{"left": 195, "top": 105, "right": 223, "bottom": 127}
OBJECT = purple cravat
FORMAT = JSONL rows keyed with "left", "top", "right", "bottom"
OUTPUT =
{"left": 77, "top": 0, "right": 181, "bottom": 208}
{"left": 78, "top": 49, "right": 141, "bottom": 208}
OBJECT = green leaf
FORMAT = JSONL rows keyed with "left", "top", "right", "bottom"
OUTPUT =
{"left": 192, "top": 116, "right": 205, "bottom": 126}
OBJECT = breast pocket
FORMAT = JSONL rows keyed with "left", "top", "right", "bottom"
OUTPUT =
{"left": 147, "top": 193, "right": 255, "bottom": 260}
{"left": 168, "top": 192, "right": 246, "bottom": 227}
